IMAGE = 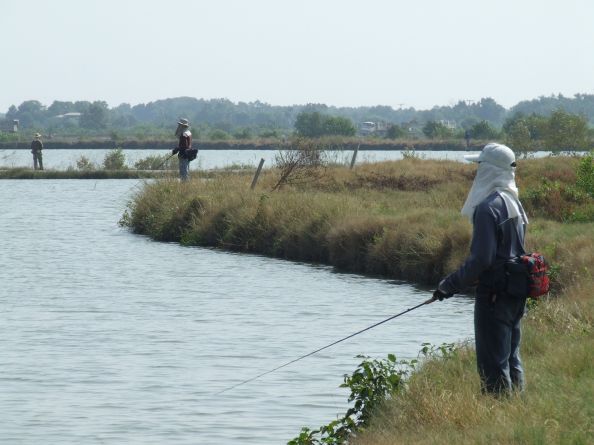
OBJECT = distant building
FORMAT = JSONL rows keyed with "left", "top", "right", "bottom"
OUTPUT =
{"left": 438, "top": 119, "right": 457, "bottom": 130}
{"left": 52, "top": 112, "right": 82, "bottom": 122}
{"left": 359, "top": 121, "right": 388, "bottom": 136}
{"left": 402, "top": 119, "right": 421, "bottom": 135}
{"left": 0, "top": 119, "right": 19, "bottom": 133}
{"left": 359, "top": 121, "right": 376, "bottom": 135}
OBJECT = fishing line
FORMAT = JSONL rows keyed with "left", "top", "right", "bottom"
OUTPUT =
{"left": 156, "top": 152, "right": 176, "bottom": 170}
{"left": 215, "top": 298, "right": 433, "bottom": 395}
{"left": 119, "top": 152, "right": 177, "bottom": 197}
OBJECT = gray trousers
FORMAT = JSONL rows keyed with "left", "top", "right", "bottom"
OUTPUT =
{"left": 474, "top": 293, "right": 526, "bottom": 394}
{"left": 33, "top": 151, "right": 43, "bottom": 170}
{"left": 178, "top": 157, "right": 190, "bottom": 181}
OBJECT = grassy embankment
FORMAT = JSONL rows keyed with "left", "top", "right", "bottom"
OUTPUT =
{"left": 123, "top": 156, "right": 593, "bottom": 444}
{"left": 0, "top": 167, "right": 258, "bottom": 180}
{"left": 0, "top": 168, "right": 172, "bottom": 179}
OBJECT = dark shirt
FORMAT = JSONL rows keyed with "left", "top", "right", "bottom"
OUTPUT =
{"left": 440, "top": 191, "right": 526, "bottom": 295}
{"left": 176, "top": 131, "right": 192, "bottom": 158}
{"left": 178, "top": 132, "right": 191, "bottom": 149}
{"left": 31, "top": 140, "right": 43, "bottom": 152}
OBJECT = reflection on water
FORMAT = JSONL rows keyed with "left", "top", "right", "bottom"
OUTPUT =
{"left": 0, "top": 180, "right": 473, "bottom": 444}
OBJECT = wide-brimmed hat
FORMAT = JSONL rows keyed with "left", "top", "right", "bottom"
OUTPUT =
{"left": 177, "top": 118, "right": 190, "bottom": 127}
{"left": 464, "top": 143, "right": 516, "bottom": 169}
{"left": 34, "top": 132, "right": 42, "bottom": 138}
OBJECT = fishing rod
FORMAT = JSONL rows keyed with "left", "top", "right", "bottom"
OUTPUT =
{"left": 216, "top": 297, "right": 435, "bottom": 395}
{"left": 156, "top": 152, "right": 176, "bottom": 170}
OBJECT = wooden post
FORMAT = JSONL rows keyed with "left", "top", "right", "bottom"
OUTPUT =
{"left": 350, "top": 144, "right": 360, "bottom": 169}
{"left": 251, "top": 158, "right": 265, "bottom": 190}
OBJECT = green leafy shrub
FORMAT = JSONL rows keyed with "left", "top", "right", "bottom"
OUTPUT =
{"left": 288, "top": 354, "right": 412, "bottom": 445}
{"left": 259, "top": 128, "right": 280, "bottom": 138}
{"left": 505, "top": 119, "right": 532, "bottom": 153}
{"left": 233, "top": 127, "right": 252, "bottom": 140}
{"left": 295, "top": 111, "right": 356, "bottom": 137}
{"left": 134, "top": 154, "right": 175, "bottom": 170}
{"left": 0, "top": 132, "right": 18, "bottom": 143}
{"left": 76, "top": 155, "right": 95, "bottom": 171}
{"left": 575, "top": 152, "right": 594, "bottom": 197}
{"left": 522, "top": 179, "right": 592, "bottom": 222}
{"left": 522, "top": 154, "right": 594, "bottom": 222}
{"left": 422, "top": 121, "right": 453, "bottom": 139}
{"left": 288, "top": 344, "right": 458, "bottom": 445}
{"left": 103, "top": 148, "right": 127, "bottom": 170}
{"left": 208, "top": 129, "right": 231, "bottom": 141}
{"left": 469, "top": 120, "right": 499, "bottom": 140}
{"left": 544, "top": 110, "right": 589, "bottom": 151}
{"left": 385, "top": 124, "right": 406, "bottom": 139}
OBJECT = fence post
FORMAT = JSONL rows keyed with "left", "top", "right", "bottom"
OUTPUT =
{"left": 350, "top": 144, "right": 360, "bottom": 169}
{"left": 251, "top": 158, "right": 265, "bottom": 190}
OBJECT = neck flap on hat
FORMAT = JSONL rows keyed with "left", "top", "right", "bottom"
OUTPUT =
{"left": 461, "top": 162, "right": 528, "bottom": 225}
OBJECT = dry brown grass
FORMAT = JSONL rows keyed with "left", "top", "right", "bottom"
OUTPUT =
{"left": 124, "top": 157, "right": 592, "bottom": 291}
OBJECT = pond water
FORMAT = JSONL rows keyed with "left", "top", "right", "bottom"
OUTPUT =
{"left": 0, "top": 179, "right": 474, "bottom": 444}
{"left": 0, "top": 148, "right": 476, "bottom": 171}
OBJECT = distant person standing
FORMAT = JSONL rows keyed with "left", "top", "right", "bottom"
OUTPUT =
{"left": 31, "top": 133, "right": 44, "bottom": 170}
{"left": 172, "top": 118, "right": 197, "bottom": 181}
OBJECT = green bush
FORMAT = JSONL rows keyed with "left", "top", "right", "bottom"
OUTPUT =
{"left": 422, "top": 121, "right": 453, "bottom": 139}
{"left": 208, "top": 129, "right": 231, "bottom": 141}
{"left": 259, "top": 129, "right": 280, "bottom": 138}
{"left": 386, "top": 124, "right": 406, "bottom": 139}
{"left": 469, "top": 120, "right": 499, "bottom": 140}
{"left": 505, "top": 119, "right": 532, "bottom": 153}
{"left": 76, "top": 155, "right": 95, "bottom": 171}
{"left": 103, "top": 148, "right": 127, "bottom": 170}
{"left": 575, "top": 152, "right": 594, "bottom": 197}
{"left": 295, "top": 112, "right": 356, "bottom": 137}
{"left": 544, "top": 110, "right": 589, "bottom": 151}
{"left": 233, "top": 127, "right": 252, "bottom": 140}
{"left": 134, "top": 154, "right": 176, "bottom": 170}
{"left": 0, "top": 132, "right": 18, "bottom": 142}
{"left": 522, "top": 173, "right": 593, "bottom": 222}
{"left": 288, "top": 344, "right": 458, "bottom": 445}
{"left": 288, "top": 354, "right": 413, "bottom": 445}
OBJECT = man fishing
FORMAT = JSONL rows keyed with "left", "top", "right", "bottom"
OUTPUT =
{"left": 31, "top": 133, "right": 44, "bottom": 170}
{"left": 216, "top": 144, "right": 532, "bottom": 397}
{"left": 172, "top": 118, "right": 194, "bottom": 181}
{"left": 431, "top": 143, "right": 529, "bottom": 395}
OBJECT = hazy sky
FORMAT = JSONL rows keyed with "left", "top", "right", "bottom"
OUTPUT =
{"left": 1, "top": 0, "right": 593, "bottom": 112}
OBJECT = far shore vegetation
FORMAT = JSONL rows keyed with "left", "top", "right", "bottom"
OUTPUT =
{"left": 121, "top": 152, "right": 593, "bottom": 445}
{"left": 1, "top": 95, "right": 594, "bottom": 154}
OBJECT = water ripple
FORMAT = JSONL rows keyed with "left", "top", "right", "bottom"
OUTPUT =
{"left": 0, "top": 179, "right": 474, "bottom": 444}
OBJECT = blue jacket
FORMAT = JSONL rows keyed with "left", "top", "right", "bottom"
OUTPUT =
{"left": 440, "top": 191, "right": 526, "bottom": 295}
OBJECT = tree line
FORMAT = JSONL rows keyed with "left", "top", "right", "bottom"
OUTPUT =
{"left": 1, "top": 94, "right": 593, "bottom": 149}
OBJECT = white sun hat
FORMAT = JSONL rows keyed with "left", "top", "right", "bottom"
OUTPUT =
{"left": 464, "top": 143, "right": 516, "bottom": 169}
